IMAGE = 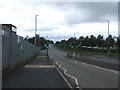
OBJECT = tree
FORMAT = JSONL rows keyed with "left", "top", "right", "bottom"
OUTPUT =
{"left": 79, "top": 36, "right": 84, "bottom": 48}
{"left": 55, "top": 41, "right": 60, "bottom": 44}
{"left": 48, "top": 40, "right": 54, "bottom": 44}
{"left": 105, "top": 35, "right": 115, "bottom": 48}
{"left": 66, "top": 37, "right": 76, "bottom": 48}
{"left": 27, "top": 37, "right": 35, "bottom": 44}
{"left": 84, "top": 36, "right": 89, "bottom": 47}
{"left": 39, "top": 37, "right": 46, "bottom": 47}
{"left": 89, "top": 35, "right": 97, "bottom": 48}
{"left": 96, "top": 35, "right": 104, "bottom": 48}
{"left": 117, "top": 35, "right": 120, "bottom": 48}
{"left": 24, "top": 35, "right": 29, "bottom": 40}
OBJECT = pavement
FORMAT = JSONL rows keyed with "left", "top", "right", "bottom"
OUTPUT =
{"left": 49, "top": 44, "right": 119, "bottom": 88}
{"left": 2, "top": 51, "right": 70, "bottom": 89}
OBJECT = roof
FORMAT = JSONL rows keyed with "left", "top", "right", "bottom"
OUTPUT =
{"left": 2, "top": 24, "right": 17, "bottom": 28}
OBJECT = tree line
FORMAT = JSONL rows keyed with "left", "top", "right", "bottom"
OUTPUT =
{"left": 55, "top": 34, "right": 120, "bottom": 49}
{"left": 24, "top": 35, "right": 54, "bottom": 48}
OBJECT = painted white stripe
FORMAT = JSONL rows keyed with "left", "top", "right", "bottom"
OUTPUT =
{"left": 53, "top": 63, "right": 72, "bottom": 88}
{"left": 55, "top": 61, "right": 80, "bottom": 89}
{"left": 59, "top": 64, "right": 80, "bottom": 89}
{"left": 75, "top": 60, "right": 119, "bottom": 74}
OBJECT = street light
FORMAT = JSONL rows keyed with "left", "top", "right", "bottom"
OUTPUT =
{"left": 74, "top": 33, "right": 76, "bottom": 48}
{"left": 78, "top": 37, "right": 81, "bottom": 49}
{"left": 35, "top": 15, "right": 39, "bottom": 46}
{"left": 106, "top": 20, "right": 110, "bottom": 56}
{"left": 64, "top": 36, "right": 65, "bottom": 47}
{"left": 46, "top": 36, "right": 49, "bottom": 61}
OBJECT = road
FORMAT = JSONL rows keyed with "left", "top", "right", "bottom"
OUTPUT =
{"left": 49, "top": 44, "right": 119, "bottom": 88}
{"left": 77, "top": 55, "right": 119, "bottom": 70}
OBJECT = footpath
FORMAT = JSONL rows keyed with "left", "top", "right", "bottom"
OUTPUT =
{"left": 2, "top": 51, "right": 70, "bottom": 89}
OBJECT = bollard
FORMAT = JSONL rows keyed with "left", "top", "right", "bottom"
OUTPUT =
{"left": 75, "top": 53, "right": 77, "bottom": 59}
{"left": 47, "top": 48, "right": 49, "bottom": 61}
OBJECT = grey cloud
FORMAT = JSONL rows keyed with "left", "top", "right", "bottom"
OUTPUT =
{"left": 25, "top": 28, "right": 52, "bottom": 32}
{"left": 25, "top": 26, "right": 59, "bottom": 32}
{"left": 51, "top": 2, "right": 118, "bottom": 25}
{"left": 39, "top": 27, "right": 55, "bottom": 31}
{"left": 33, "top": 2, "right": 118, "bottom": 25}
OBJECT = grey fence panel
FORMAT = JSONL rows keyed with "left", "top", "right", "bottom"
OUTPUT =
{"left": 18, "top": 36, "right": 24, "bottom": 62}
{"left": 2, "top": 25, "right": 11, "bottom": 69}
{"left": 36, "top": 47, "right": 40, "bottom": 54}
{"left": 2, "top": 25, "right": 40, "bottom": 69}
{"left": 10, "top": 34, "right": 19, "bottom": 65}
{"left": 0, "top": 25, "right": 2, "bottom": 71}
{"left": 26, "top": 41, "right": 31, "bottom": 59}
{"left": 23, "top": 40, "right": 28, "bottom": 60}
{"left": 29, "top": 44, "right": 33, "bottom": 57}
{"left": 2, "top": 35, "right": 10, "bottom": 69}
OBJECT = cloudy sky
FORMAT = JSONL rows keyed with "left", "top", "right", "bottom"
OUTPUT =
{"left": 0, "top": 0, "right": 119, "bottom": 42}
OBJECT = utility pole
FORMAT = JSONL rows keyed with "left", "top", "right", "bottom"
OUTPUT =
{"left": 74, "top": 33, "right": 77, "bottom": 59}
{"left": 107, "top": 20, "right": 110, "bottom": 56}
{"left": 35, "top": 15, "right": 39, "bottom": 46}
{"left": 34, "top": 15, "right": 39, "bottom": 55}
{"left": 74, "top": 33, "right": 76, "bottom": 48}
{"left": 74, "top": 33, "right": 76, "bottom": 39}
{"left": 46, "top": 36, "right": 49, "bottom": 61}
{"left": 39, "top": 33, "right": 40, "bottom": 46}
{"left": 78, "top": 37, "right": 81, "bottom": 49}
{"left": 64, "top": 36, "right": 65, "bottom": 48}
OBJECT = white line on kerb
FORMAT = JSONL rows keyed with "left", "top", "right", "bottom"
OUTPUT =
{"left": 49, "top": 56, "right": 72, "bottom": 88}
{"left": 55, "top": 61, "right": 80, "bottom": 89}
{"left": 53, "top": 63, "right": 72, "bottom": 88}
{"left": 75, "top": 60, "right": 119, "bottom": 74}
{"left": 59, "top": 65, "right": 80, "bottom": 89}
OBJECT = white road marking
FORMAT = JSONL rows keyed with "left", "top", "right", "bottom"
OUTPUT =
{"left": 53, "top": 63, "right": 72, "bottom": 88}
{"left": 59, "top": 65, "right": 80, "bottom": 89}
{"left": 55, "top": 61, "right": 80, "bottom": 89}
{"left": 74, "top": 60, "right": 119, "bottom": 74}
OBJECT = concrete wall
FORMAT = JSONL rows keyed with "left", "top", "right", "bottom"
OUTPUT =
{"left": 1, "top": 24, "right": 40, "bottom": 70}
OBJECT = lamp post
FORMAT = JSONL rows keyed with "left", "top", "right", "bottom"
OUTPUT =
{"left": 78, "top": 37, "right": 81, "bottom": 49}
{"left": 107, "top": 20, "right": 110, "bottom": 56}
{"left": 74, "top": 33, "right": 76, "bottom": 48}
{"left": 46, "top": 36, "right": 49, "bottom": 61}
{"left": 35, "top": 15, "right": 39, "bottom": 46}
{"left": 64, "top": 36, "right": 65, "bottom": 47}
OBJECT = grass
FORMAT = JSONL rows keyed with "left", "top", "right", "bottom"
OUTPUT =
{"left": 55, "top": 45, "right": 118, "bottom": 57}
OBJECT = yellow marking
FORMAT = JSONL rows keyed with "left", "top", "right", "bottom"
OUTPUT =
{"left": 24, "top": 65, "right": 55, "bottom": 68}
{"left": 37, "top": 56, "right": 47, "bottom": 58}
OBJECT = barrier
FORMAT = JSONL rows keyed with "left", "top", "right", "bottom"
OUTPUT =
{"left": 66, "top": 51, "right": 89, "bottom": 60}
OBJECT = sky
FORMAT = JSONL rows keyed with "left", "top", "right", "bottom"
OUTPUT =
{"left": 0, "top": 0, "right": 119, "bottom": 42}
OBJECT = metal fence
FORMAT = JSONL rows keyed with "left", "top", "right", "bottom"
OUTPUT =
{"left": 0, "top": 25, "right": 2, "bottom": 90}
{"left": 1, "top": 25, "right": 40, "bottom": 69}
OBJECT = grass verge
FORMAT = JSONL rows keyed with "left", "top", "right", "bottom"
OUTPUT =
{"left": 55, "top": 45, "right": 118, "bottom": 57}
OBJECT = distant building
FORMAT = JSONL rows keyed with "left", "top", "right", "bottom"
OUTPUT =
{"left": 2, "top": 24, "right": 17, "bottom": 35}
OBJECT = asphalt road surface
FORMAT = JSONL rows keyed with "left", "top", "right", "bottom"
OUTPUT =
{"left": 49, "top": 44, "right": 119, "bottom": 88}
